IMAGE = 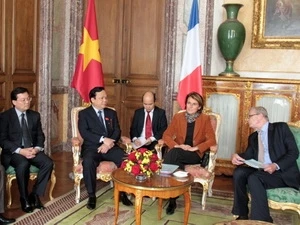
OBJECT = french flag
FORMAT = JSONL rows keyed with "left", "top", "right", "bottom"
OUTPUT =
{"left": 177, "top": 0, "right": 202, "bottom": 109}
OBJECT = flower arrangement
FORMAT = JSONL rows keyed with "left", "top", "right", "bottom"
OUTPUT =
{"left": 121, "top": 148, "right": 162, "bottom": 177}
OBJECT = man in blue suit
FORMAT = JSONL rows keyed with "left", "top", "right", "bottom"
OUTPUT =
{"left": 231, "top": 106, "right": 300, "bottom": 223}
{"left": 126, "top": 91, "right": 167, "bottom": 151}
{"left": 78, "top": 86, "right": 132, "bottom": 210}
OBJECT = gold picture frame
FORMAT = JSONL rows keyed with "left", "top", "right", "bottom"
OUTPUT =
{"left": 252, "top": 0, "right": 300, "bottom": 49}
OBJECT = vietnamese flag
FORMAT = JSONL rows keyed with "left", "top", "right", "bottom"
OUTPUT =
{"left": 177, "top": 0, "right": 202, "bottom": 109}
{"left": 71, "top": 0, "right": 104, "bottom": 103}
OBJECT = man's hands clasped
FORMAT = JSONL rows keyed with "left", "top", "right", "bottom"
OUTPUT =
{"left": 98, "top": 137, "right": 115, "bottom": 154}
{"left": 20, "top": 147, "right": 39, "bottom": 159}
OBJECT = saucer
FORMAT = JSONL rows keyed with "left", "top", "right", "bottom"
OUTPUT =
{"left": 173, "top": 171, "right": 188, "bottom": 178}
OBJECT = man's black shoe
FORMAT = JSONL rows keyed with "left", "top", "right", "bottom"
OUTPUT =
{"left": 0, "top": 214, "right": 16, "bottom": 224}
{"left": 20, "top": 198, "right": 33, "bottom": 213}
{"left": 29, "top": 193, "right": 45, "bottom": 210}
{"left": 87, "top": 196, "right": 96, "bottom": 210}
{"left": 166, "top": 198, "right": 177, "bottom": 215}
{"left": 120, "top": 192, "right": 133, "bottom": 206}
{"left": 236, "top": 215, "right": 249, "bottom": 220}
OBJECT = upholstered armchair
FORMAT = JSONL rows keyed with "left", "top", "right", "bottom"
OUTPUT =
{"left": 155, "top": 108, "right": 221, "bottom": 210}
{"left": 265, "top": 121, "right": 300, "bottom": 216}
{"left": 0, "top": 147, "right": 56, "bottom": 208}
{"left": 71, "top": 106, "right": 132, "bottom": 203}
{"left": 6, "top": 164, "right": 56, "bottom": 208}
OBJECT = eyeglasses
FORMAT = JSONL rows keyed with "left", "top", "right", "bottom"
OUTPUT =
{"left": 17, "top": 97, "right": 32, "bottom": 103}
{"left": 248, "top": 113, "right": 258, "bottom": 119}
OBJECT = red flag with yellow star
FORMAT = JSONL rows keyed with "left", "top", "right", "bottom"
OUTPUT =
{"left": 71, "top": 0, "right": 104, "bottom": 103}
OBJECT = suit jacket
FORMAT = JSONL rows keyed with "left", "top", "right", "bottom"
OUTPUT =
{"left": 162, "top": 112, "right": 216, "bottom": 157}
{"left": 130, "top": 106, "right": 167, "bottom": 140}
{"left": 0, "top": 108, "right": 45, "bottom": 168}
{"left": 240, "top": 122, "right": 300, "bottom": 189}
{"left": 78, "top": 106, "right": 121, "bottom": 153}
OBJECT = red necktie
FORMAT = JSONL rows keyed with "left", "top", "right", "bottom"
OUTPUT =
{"left": 145, "top": 112, "right": 152, "bottom": 139}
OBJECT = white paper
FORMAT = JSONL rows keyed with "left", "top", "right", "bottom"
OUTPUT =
{"left": 244, "top": 159, "right": 264, "bottom": 169}
{"left": 131, "top": 137, "right": 147, "bottom": 149}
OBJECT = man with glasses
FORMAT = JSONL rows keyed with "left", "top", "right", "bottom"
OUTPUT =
{"left": 231, "top": 106, "right": 300, "bottom": 223}
{"left": 0, "top": 87, "right": 53, "bottom": 213}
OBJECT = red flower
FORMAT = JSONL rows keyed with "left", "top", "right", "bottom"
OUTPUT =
{"left": 131, "top": 164, "right": 141, "bottom": 175}
{"left": 150, "top": 153, "right": 158, "bottom": 161}
{"left": 128, "top": 152, "right": 137, "bottom": 161}
{"left": 139, "top": 148, "right": 148, "bottom": 153}
{"left": 149, "top": 161, "right": 159, "bottom": 171}
{"left": 120, "top": 161, "right": 127, "bottom": 169}
{"left": 121, "top": 148, "right": 162, "bottom": 177}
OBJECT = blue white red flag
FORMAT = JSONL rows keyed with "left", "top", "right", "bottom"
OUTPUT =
{"left": 177, "top": 0, "right": 202, "bottom": 109}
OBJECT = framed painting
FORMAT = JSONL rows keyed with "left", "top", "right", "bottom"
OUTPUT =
{"left": 252, "top": 0, "right": 300, "bottom": 49}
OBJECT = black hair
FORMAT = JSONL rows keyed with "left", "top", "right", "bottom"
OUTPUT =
{"left": 11, "top": 87, "right": 29, "bottom": 101}
{"left": 89, "top": 87, "right": 105, "bottom": 101}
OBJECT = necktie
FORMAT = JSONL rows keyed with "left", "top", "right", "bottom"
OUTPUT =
{"left": 98, "top": 110, "right": 107, "bottom": 131}
{"left": 258, "top": 130, "right": 264, "bottom": 163}
{"left": 21, "top": 113, "right": 32, "bottom": 148}
{"left": 145, "top": 112, "right": 152, "bottom": 139}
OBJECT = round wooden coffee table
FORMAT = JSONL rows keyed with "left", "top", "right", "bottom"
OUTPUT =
{"left": 112, "top": 169, "right": 194, "bottom": 225}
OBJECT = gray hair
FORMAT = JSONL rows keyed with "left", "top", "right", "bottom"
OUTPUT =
{"left": 250, "top": 106, "right": 269, "bottom": 121}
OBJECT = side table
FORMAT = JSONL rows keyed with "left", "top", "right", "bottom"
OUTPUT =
{"left": 112, "top": 169, "right": 194, "bottom": 225}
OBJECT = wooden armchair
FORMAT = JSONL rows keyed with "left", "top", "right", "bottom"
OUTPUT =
{"left": 0, "top": 147, "right": 56, "bottom": 208}
{"left": 71, "top": 106, "right": 132, "bottom": 203}
{"left": 155, "top": 108, "right": 221, "bottom": 210}
{"left": 6, "top": 165, "right": 56, "bottom": 208}
{"left": 265, "top": 121, "right": 300, "bottom": 216}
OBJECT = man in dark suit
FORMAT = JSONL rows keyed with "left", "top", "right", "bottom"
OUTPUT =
{"left": 78, "top": 86, "right": 132, "bottom": 210}
{"left": 0, "top": 87, "right": 53, "bottom": 213}
{"left": 124, "top": 91, "right": 167, "bottom": 151}
{"left": 231, "top": 106, "right": 300, "bottom": 223}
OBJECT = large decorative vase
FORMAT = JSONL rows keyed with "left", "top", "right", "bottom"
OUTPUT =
{"left": 217, "top": 4, "right": 245, "bottom": 77}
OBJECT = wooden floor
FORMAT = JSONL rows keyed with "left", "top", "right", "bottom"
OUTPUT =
{"left": 3, "top": 151, "right": 233, "bottom": 220}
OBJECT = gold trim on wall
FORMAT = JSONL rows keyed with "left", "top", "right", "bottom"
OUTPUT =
{"left": 252, "top": 0, "right": 300, "bottom": 49}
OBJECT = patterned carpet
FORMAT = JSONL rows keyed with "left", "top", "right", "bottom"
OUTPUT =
{"left": 14, "top": 183, "right": 299, "bottom": 225}
{"left": 14, "top": 181, "right": 108, "bottom": 225}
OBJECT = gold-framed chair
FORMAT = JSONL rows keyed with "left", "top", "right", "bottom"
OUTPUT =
{"left": 71, "top": 106, "right": 132, "bottom": 203}
{"left": 5, "top": 165, "right": 56, "bottom": 208}
{"left": 264, "top": 121, "right": 300, "bottom": 216}
{"left": 155, "top": 108, "right": 221, "bottom": 210}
